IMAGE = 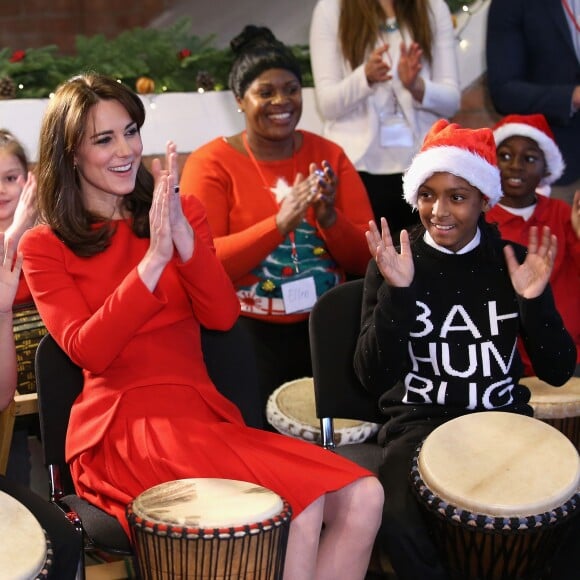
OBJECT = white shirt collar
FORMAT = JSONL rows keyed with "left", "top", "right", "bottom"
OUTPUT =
{"left": 423, "top": 227, "right": 481, "bottom": 254}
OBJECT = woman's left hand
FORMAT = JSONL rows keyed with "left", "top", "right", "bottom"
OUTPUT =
{"left": 152, "top": 141, "right": 193, "bottom": 261}
{"left": 398, "top": 42, "right": 424, "bottom": 102}
{"left": 310, "top": 161, "right": 337, "bottom": 229}
{"left": 504, "top": 225, "right": 556, "bottom": 299}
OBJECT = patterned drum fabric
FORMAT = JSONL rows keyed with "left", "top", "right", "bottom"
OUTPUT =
{"left": 12, "top": 303, "right": 47, "bottom": 394}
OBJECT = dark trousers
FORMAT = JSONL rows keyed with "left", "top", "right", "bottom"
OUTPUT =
{"left": 238, "top": 316, "right": 312, "bottom": 425}
{"left": 378, "top": 420, "right": 449, "bottom": 580}
{"left": 358, "top": 171, "right": 420, "bottom": 240}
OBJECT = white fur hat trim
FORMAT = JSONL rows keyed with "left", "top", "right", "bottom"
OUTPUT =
{"left": 403, "top": 146, "right": 503, "bottom": 208}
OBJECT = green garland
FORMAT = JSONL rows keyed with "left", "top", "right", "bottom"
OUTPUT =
{"left": 0, "top": 0, "right": 477, "bottom": 99}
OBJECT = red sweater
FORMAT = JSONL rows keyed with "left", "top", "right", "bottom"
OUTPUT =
{"left": 180, "top": 131, "right": 373, "bottom": 323}
{"left": 486, "top": 195, "right": 580, "bottom": 373}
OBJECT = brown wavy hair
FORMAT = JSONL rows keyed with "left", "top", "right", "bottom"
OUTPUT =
{"left": 36, "top": 73, "right": 154, "bottom": 257}
{"left": 339, "top": 0, "right": 433, "bottom": 70}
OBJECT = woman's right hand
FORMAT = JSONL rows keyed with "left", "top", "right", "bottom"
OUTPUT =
{"left": 138, "top": 171, "right": 174, "bottom": 291}
{"left": 365, "top": 45, "right": 392, "bottom": 85}
{"left": 275, "top": 173, "right": 316, "bottom": 237}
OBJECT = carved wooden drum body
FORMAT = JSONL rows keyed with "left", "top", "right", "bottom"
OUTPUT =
{"left": 411, "top": 412, "right": 580, "bottom": 579}
{"left": 126, "top": 478, "right": 292, "bottom": 580}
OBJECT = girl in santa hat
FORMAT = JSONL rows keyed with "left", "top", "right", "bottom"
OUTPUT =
{"left": 354, "top": 119, "right": 577, "bottom": 579}
{"left": 486, "top": 113, "right": 580, "bottom": 376}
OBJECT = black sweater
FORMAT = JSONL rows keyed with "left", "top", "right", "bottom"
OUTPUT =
{"left": 354, "top": 234, "right": 576, "bottom": 430}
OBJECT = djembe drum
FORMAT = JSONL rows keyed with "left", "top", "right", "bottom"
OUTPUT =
{"left": 0, "top": 490, "right": 53, "bottom": 579}
{"left": 521, "top": 376, "right": 580, "bottom": 451}
{"left": 411, "top": 412, "right": 580, "bottom": 580}
{"left": 13, "top": 302, "right": 48, "bottom": 395}
{"left": 126, "top": 478, "right": 292, "bottom": 580}
{"left": 266, "top": 377, "right": 380, "bottom": 445}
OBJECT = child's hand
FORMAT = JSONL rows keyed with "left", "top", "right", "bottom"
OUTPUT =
{"left": 366, "top": 217, "right": 414, "bottom": 287}
{"left": 0, "top": 234, "right": 23, "bottom": 314}
{"left": 571, "top": 190, "right": 580, "bottom": 240}
{"left": 504, "top": 225, "right": 556, "bottom": 299}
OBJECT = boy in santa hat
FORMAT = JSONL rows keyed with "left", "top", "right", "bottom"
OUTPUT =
{"left": 354, "top": 119, "right": 576, "bottom": 579}
{"left": 485, "top": 113, "right": 580, "bottom": 376}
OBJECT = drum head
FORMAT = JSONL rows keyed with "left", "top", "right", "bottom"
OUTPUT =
{"left": 266, "top": 377, "right": 379, "bottom": 445}
{"left": 0, "top": 490, "right": 48, "bottom": 579}
{"left": 522, "top": 376, "right": 580, "bottom": 419}
{"left": 131, "top": 478, "right": 284, "bottom": 529}
{"left": 418, "top": 412, "right": 580, "bottom": 517}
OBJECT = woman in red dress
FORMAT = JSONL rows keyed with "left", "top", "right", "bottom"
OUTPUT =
{"left": 21, "top": 73, "right": 383, "bottom": 580}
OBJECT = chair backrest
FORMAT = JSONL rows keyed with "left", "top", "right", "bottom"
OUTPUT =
{"left": 201, "top": 319, "right": 264, "bottom": 429}
{"left": 35, "top": 333, "right": 83, "bottom": 496}
{"left": 309, "top": 278, "right": 383, "bottom": 447}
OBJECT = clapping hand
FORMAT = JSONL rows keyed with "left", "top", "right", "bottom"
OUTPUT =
{"left": 0, "top": 234, "right": 22, "bottom": 315}
{"left": 365, "top": 45, "right": 392, "bottom": 85}
{"left": 309, "top": 161, "right": 337, "bottom": 229}
{"left": 150, "top": 141, "right": 193, "bottom": 262}
{"left": 504, "top": 226, "right": 556, "bottom": 299}
{"left": 4, "top": 172, "right": 37, "bottom": 249}
{"left": 398, "top": 41, "right": 424, "bottom": 101}
{"left": 366, "top": 218, "right": 414, "bottom": 287}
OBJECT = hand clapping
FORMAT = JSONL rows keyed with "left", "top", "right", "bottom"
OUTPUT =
{"left": 366, "top": 217, "right": 414, "bottom": 287}
{"left": 503, "top": 225, "right": 556, "bottom": 299}
{"left": 0, "top": 234, "right": 22, "bottom": 315}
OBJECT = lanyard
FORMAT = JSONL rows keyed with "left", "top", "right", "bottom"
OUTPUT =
{"left": 562, "top": 0, "right": 580, "bottom": 32}
{"left": 241, "top": 131, "right": 301, "bottom": 273}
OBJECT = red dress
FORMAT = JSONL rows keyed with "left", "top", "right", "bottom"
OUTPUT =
{"left": 21, "top": 196, "right": 371, "bottom": 535}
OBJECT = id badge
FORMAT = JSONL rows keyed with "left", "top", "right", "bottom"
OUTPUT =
{"left": 380, "top": 117, "right": 414, "bottom": 148}
{"left": 281, "top": 276, "right": 317, "bottom": 314}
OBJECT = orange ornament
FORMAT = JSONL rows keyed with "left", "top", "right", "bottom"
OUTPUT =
{"left": 136, "top": 76, "right": 155, "bottom": 94}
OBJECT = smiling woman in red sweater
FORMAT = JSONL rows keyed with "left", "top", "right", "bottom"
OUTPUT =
{"left": 180, "top": 25, "right": 373, "bottom": 411}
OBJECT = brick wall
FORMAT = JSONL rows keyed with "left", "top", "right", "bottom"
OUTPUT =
{"left": 0, "top": 0, "right": 176, "bottom": 54}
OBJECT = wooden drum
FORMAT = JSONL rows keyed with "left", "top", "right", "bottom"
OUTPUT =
{"left": 0, "top": 490, "right": 53, "bottom": 579}
{"left": 411, "top": 412, "right": 580, "bottom": 580}
{"left": 266, "top": 377, "right": 380, "bottom": 446}
{"left": 521, "top": 376, "right": 580, "bottom": 451}
{"left": 126, "top": 478, "right": 292, "bottom": 580}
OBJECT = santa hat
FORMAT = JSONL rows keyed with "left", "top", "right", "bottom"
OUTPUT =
{"left": 493, "top": 114, "right": 565, "bottom": 186}
{"left": 403, "top": 119, "right": 503, "bottom": 208}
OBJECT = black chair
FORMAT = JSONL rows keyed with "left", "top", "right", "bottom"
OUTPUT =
{"left": 34, "top": 319, "right": 265, "bottom": 576}
{"left": 34, "top": 332, "right": 133, "bottom": 576}
{"left": 309, "top": 278, "right": 384, "bottom": 473}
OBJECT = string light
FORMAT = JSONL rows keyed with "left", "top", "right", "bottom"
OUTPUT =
{"left": 454, "top": 0, "right": 490, "bottom": 44}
